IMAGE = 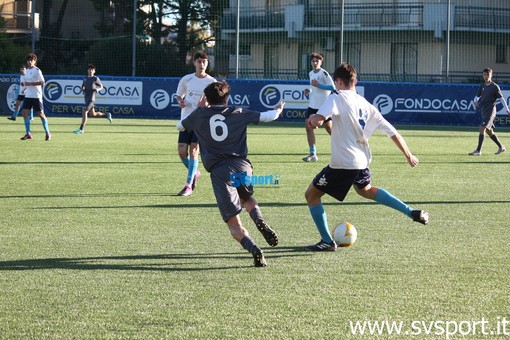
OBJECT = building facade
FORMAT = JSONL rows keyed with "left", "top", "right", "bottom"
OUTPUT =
{"left": 219, "top": 0, "right": 510, "bottom": 83}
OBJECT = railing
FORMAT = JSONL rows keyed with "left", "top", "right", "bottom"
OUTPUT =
{"left": 455, "top": 6, "right": 510, "bottom": 31}
{"left": 0, "top": 11, "right": 32, "bottom": 32}
{"left": 222, "top": 3, "right": 510, "bottom": 32}
{"left": 306, "top": 3, "right": 423, "bottom": 29}
{"left": 227, "top": 69, "right": 510, "bottom": 84}
{"left": 221, "top": 7, "right": 284, "bottom": 30}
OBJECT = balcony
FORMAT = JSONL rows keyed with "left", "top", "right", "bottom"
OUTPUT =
{"left": 221, "top": 3, "right": 510, "bottom": 33}
{"left": 0, "top": 11, "right": 33, "bottom": 33}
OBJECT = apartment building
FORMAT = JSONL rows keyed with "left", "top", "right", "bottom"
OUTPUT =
{"left": 219, "top": 0, "right": 510, "bottom": 82}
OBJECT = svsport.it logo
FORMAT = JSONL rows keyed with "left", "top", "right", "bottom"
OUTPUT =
{"left": 373, "top": 94, "right": 393, "bottom": 115}
{"left": 259, "top": 86, "right": 281, "bottom": 108}
{"left": 150, "top": 89, "right": 170, "bottom": 110}
{"left": 43, "top": 81, "right": 63, "bottom": 101}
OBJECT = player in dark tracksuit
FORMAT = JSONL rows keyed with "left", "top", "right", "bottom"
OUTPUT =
{"left": 469, "top": 68, "right": 510, "bottom": 156}
{"left": 73, "top": 64, "right": 112, "bottom": 134}
{"left": 178, "top": 81, "right": 285, "bottom": 267}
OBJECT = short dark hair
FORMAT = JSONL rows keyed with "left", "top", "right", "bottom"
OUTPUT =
{"left": 88, "top": 64, "right": 96, "bottom": 70}
{"left": 333, "top": 62, "right": 357, "bottom": 86}
{"left": 310, "top": 52, "right": 324, "bottom": 61}
{"left": 26, "top": 53, "right": 37, "bottom": 63}
{"left": 193, "top": 51, "right": 208, "bottom": 61}
{"left": 204, "top": 81, "right": 230, "bottom": 105}
{"left": 483, "top": 68, "right": 492, "bottom": 74}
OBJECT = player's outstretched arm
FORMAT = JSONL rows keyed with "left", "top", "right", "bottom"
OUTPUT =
{"left": 259, "top": 101, "right": 286, "bottom": 122}
{"left": 390, "top": 133, "right": 419, "bottom": 167}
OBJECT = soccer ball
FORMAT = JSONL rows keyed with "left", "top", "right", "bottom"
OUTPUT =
{"left": 333, "top": 222, "right": 357, "bottom": 247}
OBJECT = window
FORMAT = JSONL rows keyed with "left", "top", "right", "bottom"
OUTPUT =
{"left": 391, "top": 43, "right": 418, "bottom": 82}
{"left": 496, "top": 44, "right": 507, "bottom": 64}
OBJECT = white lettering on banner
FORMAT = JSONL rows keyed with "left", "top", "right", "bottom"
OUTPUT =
{"left": 169, "top": 93, "right": 250, "bottom": 107}
{"left": 381, "top": 90, "right": 509, "bottom": 115}
{"left": 43, "top": 79, "right": 143, "bottom": 105}
{"left": 394, "top": 98, "right": 473, "bottom": 113}
{"left": 259, "top": 84, "right": 364, "bottom": 110}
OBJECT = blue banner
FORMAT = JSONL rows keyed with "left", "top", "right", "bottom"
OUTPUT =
{"left": 1, "top": 74, "right": 510, "bottom": 127}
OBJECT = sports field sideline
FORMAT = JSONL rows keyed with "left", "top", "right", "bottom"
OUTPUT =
{"left": 1, "top": 117, "right": 509, "bottom": 338}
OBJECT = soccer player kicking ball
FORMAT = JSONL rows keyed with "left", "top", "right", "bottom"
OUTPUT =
{"left": 304, "top": 63, "right": 429, "bottom": 251}
{"left": 177, "top": 81, "right": 285, "bottom": 267}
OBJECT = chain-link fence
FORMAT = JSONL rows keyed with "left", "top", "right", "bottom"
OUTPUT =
{"left": 1, "top": 0, "right": 510, "bottom": 83}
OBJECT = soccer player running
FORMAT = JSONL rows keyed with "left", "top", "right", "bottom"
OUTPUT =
{"left": 175, "top": 51, "right": 216, "bottom": 196}
{"left": 19, "top": 53, "right": 51, "bottom": 141}
{"left": 73, "top": 64, "right": 112, "bottom": 134}
{"left": 469, "top": 67, "right": 510, "bottom": 156}
{"left": 302, "top": 52, "right": 335, "bottom": 162}
{"left": 304, "top": 63, "right": 429, "bottom": 251}
{"left": 177, "top": 80, "right": 285, "bottom": 267}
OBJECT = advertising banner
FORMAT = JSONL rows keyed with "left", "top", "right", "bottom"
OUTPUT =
{"left": 2, "top": 74, "right": 510, "bottom": 127}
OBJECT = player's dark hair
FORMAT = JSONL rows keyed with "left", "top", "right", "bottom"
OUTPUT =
{"left": 483, "top": 68, "right": 492, "bottom": 74}
{"left": 333, "top": 62, "right": 357, "bottom": 86}
{"left": 310, "top": 52, "right": 324, "bottom": 61}
{"left": 204, "top": 81, "right": 230, "bottom": 105}
{"left": 88, "top": 64, "right": 96, "bottom": 70}
{"left": 193, "top": 51, "right": 208, "bottom": 61}
{"left": 26, "top": 53, "right": 37, "bottom": 63}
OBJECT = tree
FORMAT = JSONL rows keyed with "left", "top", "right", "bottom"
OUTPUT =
{"left": 0, "top": 5, "right": 30, "bottom": 72}
{"left": 139, "top": 1, "right": 229, "bottom": 69}
{"left": 38, "top": 0, "right": 73, "bottom": 73}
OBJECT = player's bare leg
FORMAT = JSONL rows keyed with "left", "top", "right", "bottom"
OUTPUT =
{"left": 303, "top": 117, "right": 318, "bottom": 162}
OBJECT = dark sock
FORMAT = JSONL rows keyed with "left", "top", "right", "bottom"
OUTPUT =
{"left": 79, "top": 124, "right": 84, "bottom": 130}
{"left": 490, "top": 134, "right": 502, "bottom": 148}
{"left": 476, "top": 133, "right": 484, "bottom": 151}
{"left": 248, "top": 207, "right": 263, "bottom": 224}
{"left": 240, "top": 236, "right": 257, "bottom": 254}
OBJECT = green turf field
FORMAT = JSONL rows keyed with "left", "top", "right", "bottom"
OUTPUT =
{"left": 1, "top": 117, "right": 509, "bottom": 339}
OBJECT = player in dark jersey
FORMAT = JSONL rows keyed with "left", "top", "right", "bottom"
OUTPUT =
{"left": 73, "top": 64, "right": 112, "bottom": 134}
{"left": 469, "top": 68, "right": 510, "bottom": 156}
{"left": 178, "top": 81, "right": 285, "bottom": 267}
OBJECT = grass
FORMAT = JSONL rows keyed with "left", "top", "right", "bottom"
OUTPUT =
{"left": 0, "top": 117, "right": 509, "bottom": 339}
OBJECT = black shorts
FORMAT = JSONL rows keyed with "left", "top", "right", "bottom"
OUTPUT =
{"left": 210, "top": 158, "right": 254, "bottom": 222}
{"left": 16, "top": 94, "right": 25, "bottom": 102}
{"left": 21, "top": 98, "right": 43, "bottom": 112}
{"left": 481, "top": 112, "right": 496, "bottom": 130}
{"left": 305, "top": 107, "right": 332, "bottom": 122}
{"left": 312, "top": 166, "right": 372, "bottom": 201}
{"left": 178, "top": 129, "right": 199, "bottom": 145}
{"left": 85, "top": 100, "right": 95, "bottom": 112}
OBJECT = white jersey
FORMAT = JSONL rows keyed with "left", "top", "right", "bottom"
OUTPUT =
{"left": 24, "top": 66, "right": 44, "bottom": 99}
{"left": 19, "top": 74, "right": 27, "bottom": 95}
{"left": 308, "top": 68, "right": 335, "bottom": 109}
{"left": 317, "top": 90, "right": 397, "bottom": 169}
{"left": 176, "top": 73, "right": 216, "bottom": 120}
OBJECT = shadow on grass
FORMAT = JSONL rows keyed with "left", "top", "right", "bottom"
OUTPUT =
{"left": 0, "top": 247, "right": 310, "bottom": 272}
{"left": 27, "top": 199, "right": 510, "bottom": 210}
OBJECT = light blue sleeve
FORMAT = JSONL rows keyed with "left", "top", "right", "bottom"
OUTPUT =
{"left": 317, "top": 83, "right": 335, "bottom": 91}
